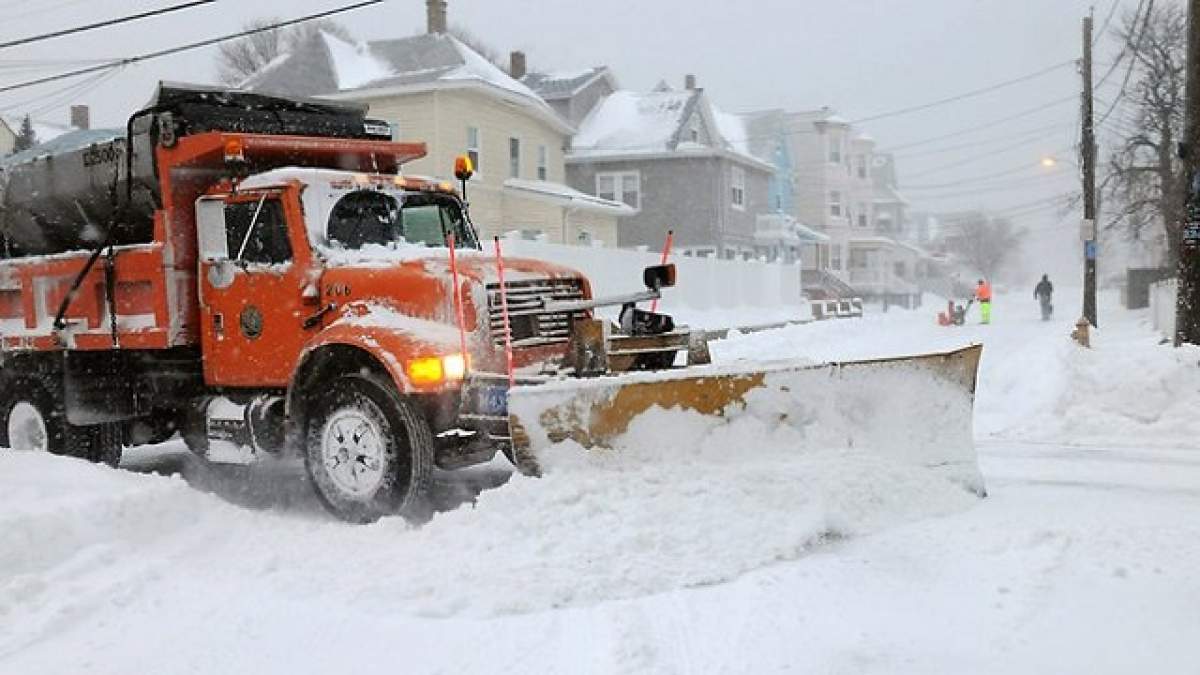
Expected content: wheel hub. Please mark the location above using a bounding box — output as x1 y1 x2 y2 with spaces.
321 408 386 497
8 401 48 453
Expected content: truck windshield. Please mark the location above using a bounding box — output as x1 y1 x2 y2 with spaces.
326 191 477 250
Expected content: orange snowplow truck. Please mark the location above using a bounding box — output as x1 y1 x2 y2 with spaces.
0 84 693 522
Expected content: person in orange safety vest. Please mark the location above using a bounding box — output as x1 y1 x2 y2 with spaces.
975 279 993 324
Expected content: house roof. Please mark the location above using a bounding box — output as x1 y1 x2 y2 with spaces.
569 88 771 169
503 177 635 216
755 213 829 244
0 128 122 166
242 32 570 133
0 115 75 146
872 183 909 206
522 67 614 100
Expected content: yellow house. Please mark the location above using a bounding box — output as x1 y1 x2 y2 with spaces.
0 118 15 157
242 28 631 246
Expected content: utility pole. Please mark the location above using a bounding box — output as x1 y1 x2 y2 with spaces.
1177 0 1200 345
1081 12 1099 328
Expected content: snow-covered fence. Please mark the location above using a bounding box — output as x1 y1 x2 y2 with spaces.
500 235 807 322
1150 278 1177 340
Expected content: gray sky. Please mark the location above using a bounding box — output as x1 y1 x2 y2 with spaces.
0 0 1144 282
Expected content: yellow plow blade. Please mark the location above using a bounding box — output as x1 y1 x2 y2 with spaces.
508 344 985 494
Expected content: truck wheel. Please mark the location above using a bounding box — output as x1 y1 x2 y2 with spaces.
77 423 123 467
304 373 433 523
5 395 55 454
3 381 120 466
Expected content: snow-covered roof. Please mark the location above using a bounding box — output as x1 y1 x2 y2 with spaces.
243 32 568 132
755 213 830 244
570 89 770 169
873 183 910 206
571 89 696 156
0 115 75 147
0 128 122 167
504 177 635 216
713 108 750 158
523 67 614 100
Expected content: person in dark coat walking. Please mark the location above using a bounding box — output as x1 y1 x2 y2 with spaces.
1034 274 1053 320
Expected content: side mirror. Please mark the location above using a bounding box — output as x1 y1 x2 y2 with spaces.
643 263 676 290
454 154 475 182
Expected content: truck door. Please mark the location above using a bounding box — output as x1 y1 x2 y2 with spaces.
196 191 313 387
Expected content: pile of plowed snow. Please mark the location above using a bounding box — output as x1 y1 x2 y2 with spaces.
0 397 978 632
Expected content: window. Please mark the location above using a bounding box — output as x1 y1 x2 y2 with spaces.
466 126 481 173
849 249 869 269
731 166 746 209
828 135 841 163
326 191 471 250
509 137 521 178
596 171 640 209
857 203 868 227
856 154 867 179
829 190 842 217
537 145 548 181
225 196 291 265
831 244 842 270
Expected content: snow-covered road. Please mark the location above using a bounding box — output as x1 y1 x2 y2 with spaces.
2 292 1198 674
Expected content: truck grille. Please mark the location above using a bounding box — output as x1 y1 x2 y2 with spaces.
487 277 585 348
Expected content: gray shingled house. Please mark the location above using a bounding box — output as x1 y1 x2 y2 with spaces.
560 78 774 256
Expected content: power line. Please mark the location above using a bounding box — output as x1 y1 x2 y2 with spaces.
902 134 1072 179
1098 0 1156 129
0 1 219 51
4 0 91 23
902 168 1073 200
849 59 1077 125
878 95 1078 153
892 122 1073 160
904 146 1075 190
0 0 386 95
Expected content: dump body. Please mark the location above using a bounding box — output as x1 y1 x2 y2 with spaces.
0 85 396 258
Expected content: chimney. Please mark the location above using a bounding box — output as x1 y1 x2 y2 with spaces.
70 105 90 130
685 74 696 90
426 0 447 34
510 51 527 80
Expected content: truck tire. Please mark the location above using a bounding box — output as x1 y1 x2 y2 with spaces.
77 423 124 467
304 373 433 523
3 379 122 466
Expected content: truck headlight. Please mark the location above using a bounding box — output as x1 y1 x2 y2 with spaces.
407 354 467 386
442 353 467 381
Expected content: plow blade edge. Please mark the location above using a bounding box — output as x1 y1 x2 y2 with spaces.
507 345 985 494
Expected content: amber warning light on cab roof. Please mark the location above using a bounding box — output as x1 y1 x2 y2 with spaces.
454 154 475 182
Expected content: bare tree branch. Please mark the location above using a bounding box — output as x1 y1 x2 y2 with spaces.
1102 0 1187 266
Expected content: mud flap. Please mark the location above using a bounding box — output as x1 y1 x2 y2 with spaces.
507 345 985 494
